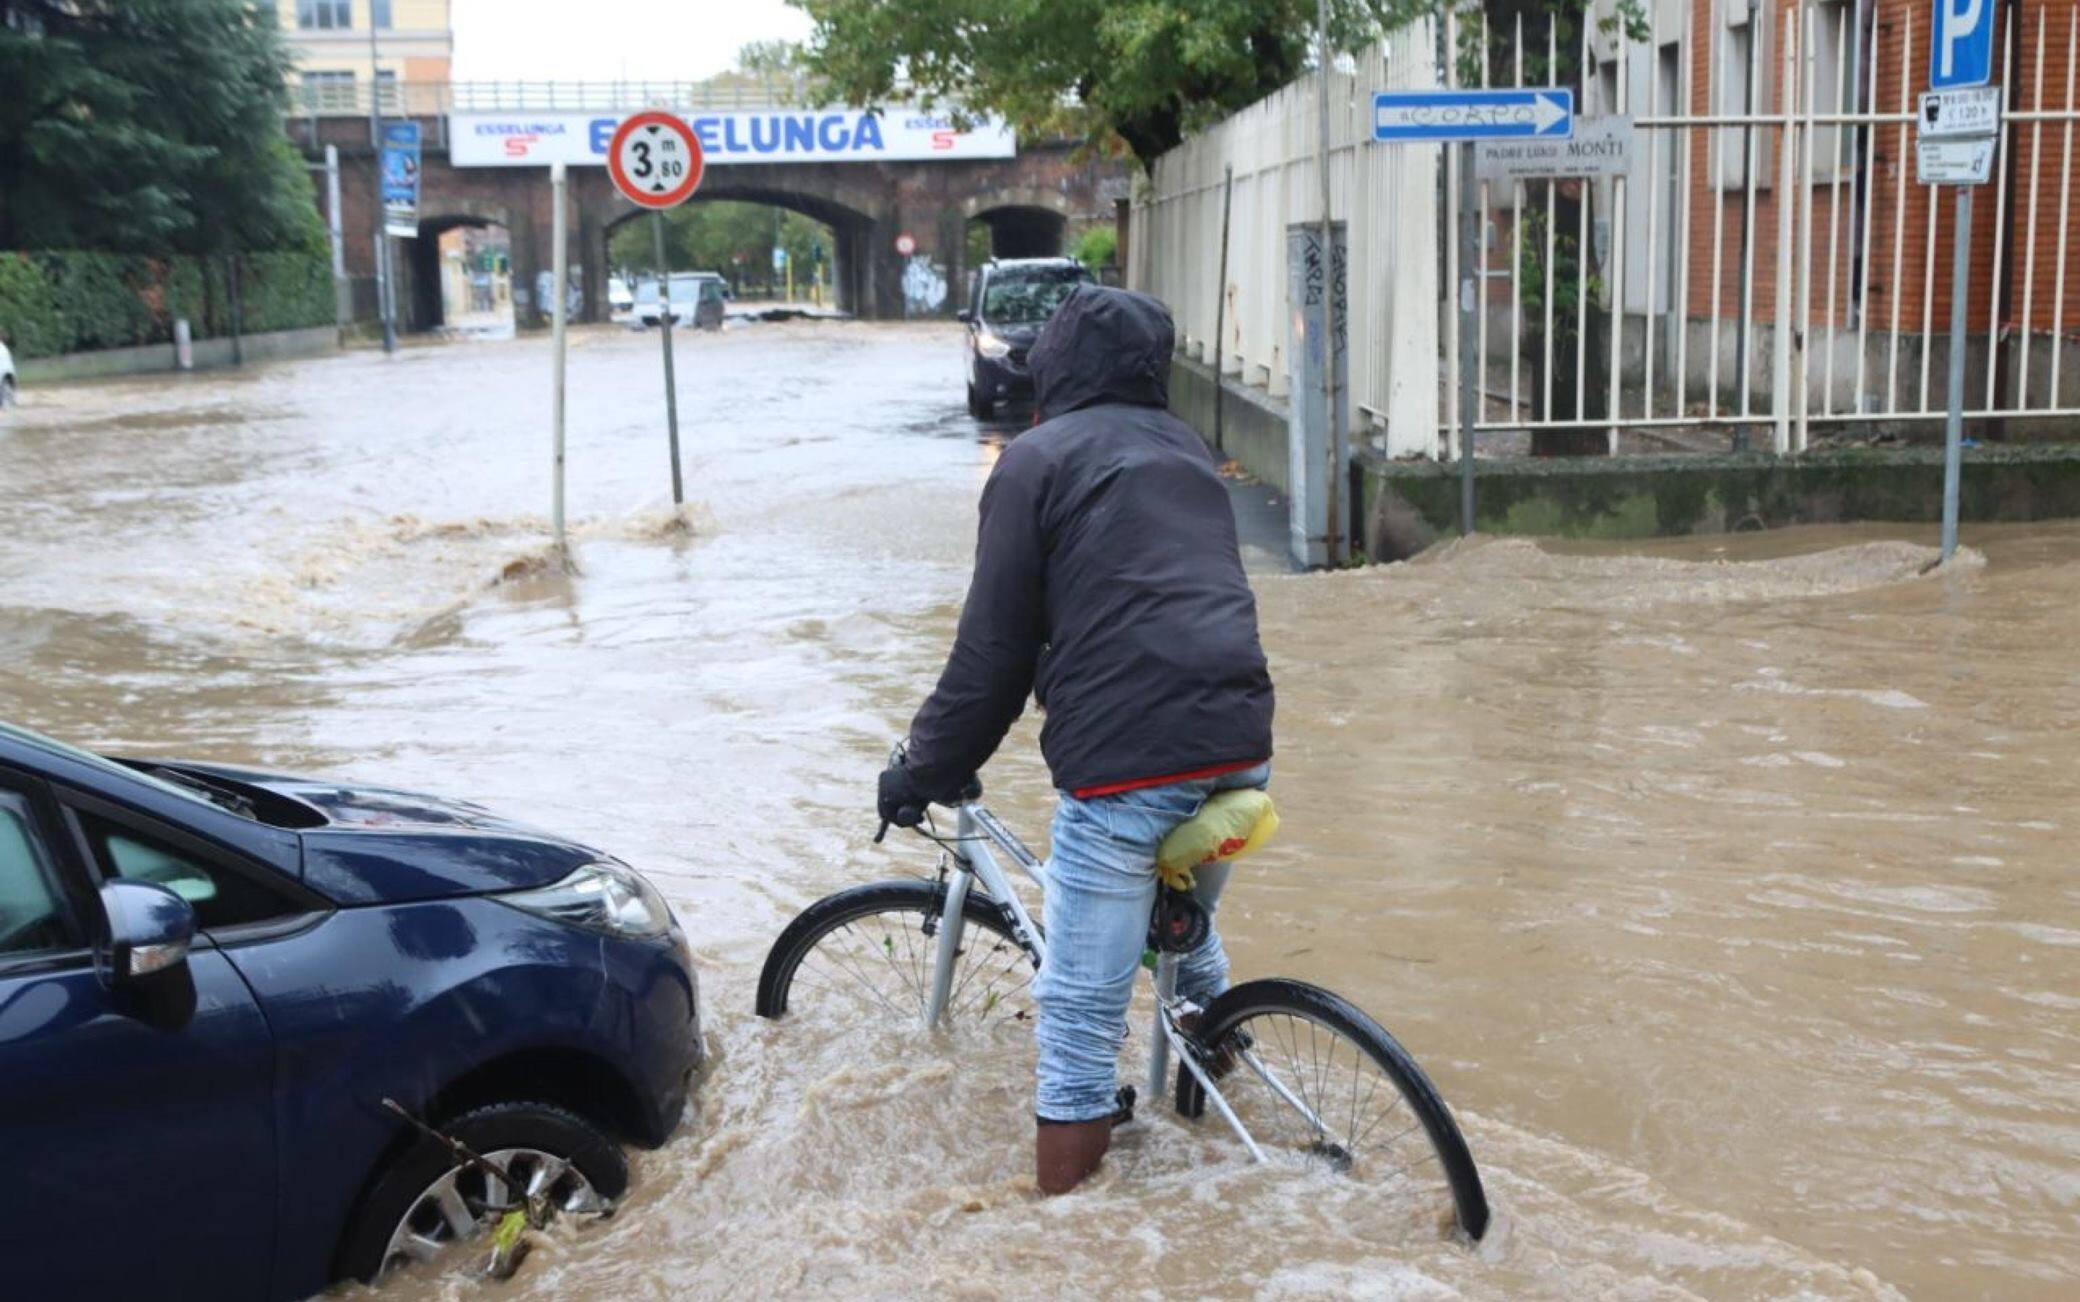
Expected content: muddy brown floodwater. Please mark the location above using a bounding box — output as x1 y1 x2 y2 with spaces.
3 323 2076 1300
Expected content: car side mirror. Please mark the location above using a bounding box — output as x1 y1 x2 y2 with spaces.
955 309 972 323
99 880 196 988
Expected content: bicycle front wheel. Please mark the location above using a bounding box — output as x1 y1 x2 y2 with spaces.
755 879 1038 1030
1176 978 1490 1242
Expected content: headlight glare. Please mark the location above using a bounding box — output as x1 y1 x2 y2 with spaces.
976 331 1012 359
505 861 673 939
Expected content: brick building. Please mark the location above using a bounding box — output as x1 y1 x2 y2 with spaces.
1522 0 2080 420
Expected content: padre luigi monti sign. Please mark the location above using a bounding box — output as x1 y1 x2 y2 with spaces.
1474 115 1634 183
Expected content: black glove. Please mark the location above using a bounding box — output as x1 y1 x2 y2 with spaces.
877 761 929 829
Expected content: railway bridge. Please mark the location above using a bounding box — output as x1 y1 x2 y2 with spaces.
288 88 1127 329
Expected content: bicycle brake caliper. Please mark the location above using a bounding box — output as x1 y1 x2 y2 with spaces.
921 859 949 938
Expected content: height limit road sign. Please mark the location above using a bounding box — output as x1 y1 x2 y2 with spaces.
1931 0 1993 88
1372 89 1573 142
607 110 705 209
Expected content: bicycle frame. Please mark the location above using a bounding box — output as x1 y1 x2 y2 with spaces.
922 802 1268 1163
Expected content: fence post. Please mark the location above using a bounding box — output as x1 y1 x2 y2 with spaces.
1460 142 1479 535
1772 10 1798 454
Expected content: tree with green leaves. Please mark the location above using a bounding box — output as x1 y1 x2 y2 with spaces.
0 0 321 254
782 0 1642 171
610 202 834 298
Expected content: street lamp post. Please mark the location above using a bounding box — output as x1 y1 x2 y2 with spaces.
370 7 397 353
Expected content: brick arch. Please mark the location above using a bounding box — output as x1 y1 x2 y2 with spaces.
596 181 886 315
407 208 519 331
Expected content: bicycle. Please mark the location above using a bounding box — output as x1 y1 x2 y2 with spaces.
755 776 1491 1242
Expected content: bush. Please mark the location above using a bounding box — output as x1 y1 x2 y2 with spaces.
0 254 65 358
52 254 159 353
0 248 333 359
1073 224 1119 269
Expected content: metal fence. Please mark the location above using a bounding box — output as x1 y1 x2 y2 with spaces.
1128 28 1442 457
1464 0 2080 456
287 77 809 118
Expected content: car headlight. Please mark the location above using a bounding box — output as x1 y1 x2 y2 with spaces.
976 331 1012 359
503 861 674 939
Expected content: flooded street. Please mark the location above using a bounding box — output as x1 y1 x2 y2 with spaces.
3 323 2076 1299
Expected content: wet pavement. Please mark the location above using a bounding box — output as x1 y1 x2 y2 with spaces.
2 323 2076 1299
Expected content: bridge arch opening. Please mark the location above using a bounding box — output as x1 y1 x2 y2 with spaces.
409 215 518 335
967 204 1069 261
605 188 871 316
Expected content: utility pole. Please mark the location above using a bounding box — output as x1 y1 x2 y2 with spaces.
324 144 348 328
370 9 397 353
1314 0 1342 564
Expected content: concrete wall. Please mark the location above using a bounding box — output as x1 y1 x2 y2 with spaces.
1168 353 1290 492
1361 444 2080 560
18 326 340 384
1131 28 1439 458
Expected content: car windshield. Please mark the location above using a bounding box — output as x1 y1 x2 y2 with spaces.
983 267 1090 324
0 720 222 812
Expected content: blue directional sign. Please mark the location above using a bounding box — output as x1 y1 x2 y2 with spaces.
1372 89 1574 142
1930 0 1993 89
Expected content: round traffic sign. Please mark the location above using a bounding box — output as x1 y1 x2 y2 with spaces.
607 111 704 210
894 233 917 256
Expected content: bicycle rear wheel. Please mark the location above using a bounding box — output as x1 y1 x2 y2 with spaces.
755 879 1038 1029
1175 978 1489 1241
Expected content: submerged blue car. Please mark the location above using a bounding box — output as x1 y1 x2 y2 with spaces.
0 721 701 1300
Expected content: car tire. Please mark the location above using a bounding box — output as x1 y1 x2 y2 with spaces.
969 381 995 421
336 1101 628 1283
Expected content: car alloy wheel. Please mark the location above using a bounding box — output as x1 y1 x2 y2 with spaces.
379 1146 606 1275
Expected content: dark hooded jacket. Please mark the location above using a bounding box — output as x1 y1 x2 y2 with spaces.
903 285 1275 798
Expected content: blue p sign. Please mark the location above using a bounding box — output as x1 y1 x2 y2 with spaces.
1931 0 1993 89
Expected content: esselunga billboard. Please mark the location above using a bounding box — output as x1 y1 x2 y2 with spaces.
450 109 1016 167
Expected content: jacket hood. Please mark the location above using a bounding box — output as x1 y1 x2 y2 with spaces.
1030 285 1174 420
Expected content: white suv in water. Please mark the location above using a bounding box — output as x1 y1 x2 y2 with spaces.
0 339 16 408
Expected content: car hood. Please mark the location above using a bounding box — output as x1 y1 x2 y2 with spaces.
168 762 604 905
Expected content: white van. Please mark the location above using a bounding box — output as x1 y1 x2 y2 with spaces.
633 273 727 330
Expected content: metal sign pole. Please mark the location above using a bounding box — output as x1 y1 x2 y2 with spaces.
1941 186 1971 562
1459 141 1479 536
550 162 569 556
652 210 685 506
606 110 703 510
1924 0 1996 564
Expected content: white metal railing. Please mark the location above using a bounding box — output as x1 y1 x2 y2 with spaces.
286 77 811 118
1129 28 1441 457
1464 0 2080 455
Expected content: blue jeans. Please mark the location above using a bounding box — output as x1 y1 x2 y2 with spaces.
1031 762 1271 1123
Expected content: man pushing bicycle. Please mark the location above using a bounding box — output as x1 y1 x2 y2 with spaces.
878 283 1275 1194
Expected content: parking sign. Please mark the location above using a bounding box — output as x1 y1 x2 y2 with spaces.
1931 0 1993 89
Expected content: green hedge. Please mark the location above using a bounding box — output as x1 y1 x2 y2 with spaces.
0 248 334 360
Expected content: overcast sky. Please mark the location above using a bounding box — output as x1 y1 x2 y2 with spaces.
450 0 812 83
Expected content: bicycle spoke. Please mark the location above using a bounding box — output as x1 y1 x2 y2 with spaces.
813 921 914 1017
785 904 1035 1030
1207 1007 1458 1213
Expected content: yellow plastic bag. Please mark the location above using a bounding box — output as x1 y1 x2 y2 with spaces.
1155 789 1279 891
